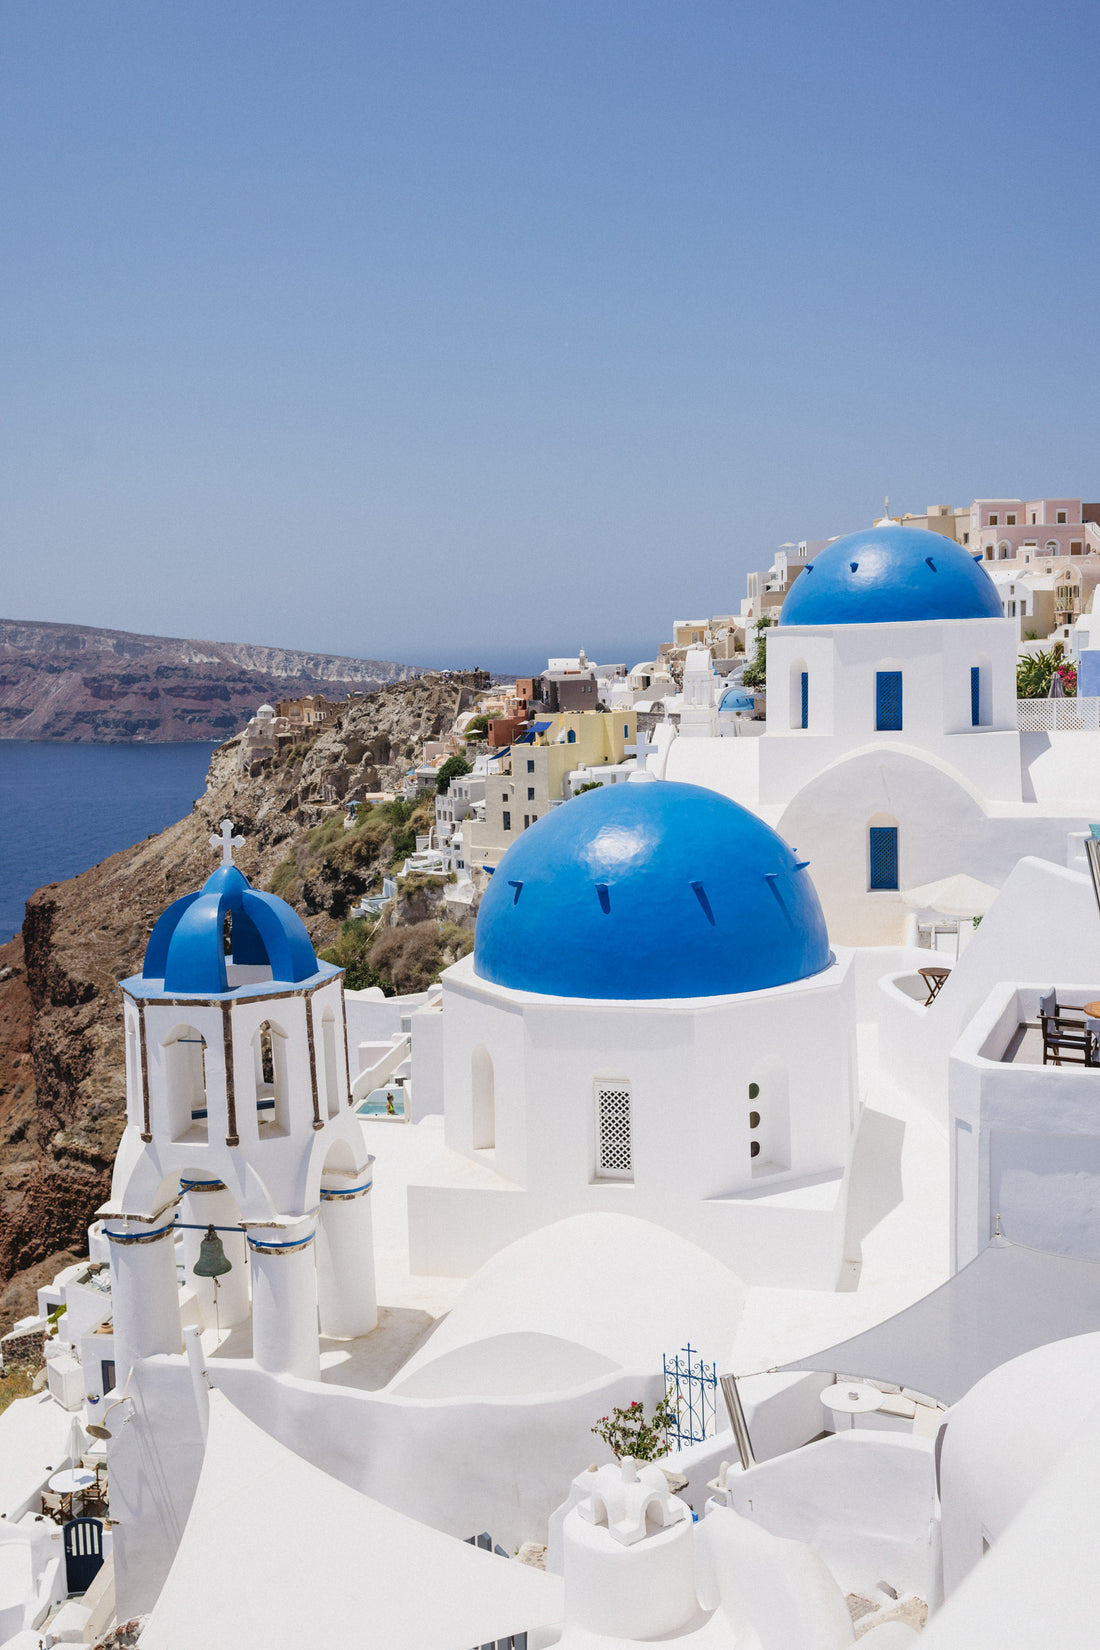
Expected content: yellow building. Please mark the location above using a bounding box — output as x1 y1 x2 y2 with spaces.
464 709 638 869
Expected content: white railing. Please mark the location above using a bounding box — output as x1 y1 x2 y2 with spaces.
1017 697 1100 731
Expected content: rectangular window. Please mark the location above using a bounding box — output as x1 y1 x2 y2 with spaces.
989 514 998 526
971 665 981 726
1007 514 1016 525
800 671 809 729
595 1082 633 1179
1058 511 1067 523
527 787 535 800
1072 542 1083 555
869 826 899 890
523 814 529 828
623 723 629 736
503 811 511 831
531 813 537 822
527 759 534 773
1032 513 1037 524
875 671 903 731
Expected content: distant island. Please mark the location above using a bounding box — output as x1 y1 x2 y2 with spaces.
0 617 427 742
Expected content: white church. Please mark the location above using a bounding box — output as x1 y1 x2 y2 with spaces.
3 524 1100 1649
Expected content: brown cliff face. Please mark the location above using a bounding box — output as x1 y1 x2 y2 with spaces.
0 674 478 1330
0 617 426 742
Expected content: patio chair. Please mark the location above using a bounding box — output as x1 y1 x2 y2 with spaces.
1039 990 1098 1066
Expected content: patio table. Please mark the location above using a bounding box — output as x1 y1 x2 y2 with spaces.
821 1381 884 1430
919 965 952 1005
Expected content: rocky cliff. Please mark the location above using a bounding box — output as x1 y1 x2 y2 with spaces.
0 673 479 1331
0 617 427 742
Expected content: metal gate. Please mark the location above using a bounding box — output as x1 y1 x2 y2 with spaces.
64 1518 104 1595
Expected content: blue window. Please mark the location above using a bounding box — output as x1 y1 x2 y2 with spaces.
800 671 809 729
876 671 902 731
869 826 898 890
567 729 576 743
971 666 981 726
624 723 629 737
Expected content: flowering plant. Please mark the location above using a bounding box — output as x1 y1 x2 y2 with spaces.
591 1395 679 1462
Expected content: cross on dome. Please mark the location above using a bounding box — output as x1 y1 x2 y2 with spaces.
209 818 245 867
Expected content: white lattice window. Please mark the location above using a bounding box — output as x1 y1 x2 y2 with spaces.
595 1083 633 1180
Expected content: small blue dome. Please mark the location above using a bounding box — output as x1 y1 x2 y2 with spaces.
473 779 830 1000
142 863 320 995
779 524 1003 627
719 687 755 712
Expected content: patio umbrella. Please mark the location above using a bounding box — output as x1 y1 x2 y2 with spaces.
65 1415 88 1466
1049 670 1066 698
900 873 999 918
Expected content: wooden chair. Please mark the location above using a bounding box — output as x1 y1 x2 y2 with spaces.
1039 990 1098 1066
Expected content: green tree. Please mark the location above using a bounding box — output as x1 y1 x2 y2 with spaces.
436 753 472 794
741 615 771 690
463 714 491 740
574 780 604 795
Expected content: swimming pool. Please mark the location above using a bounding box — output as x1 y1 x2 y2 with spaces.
356 1086 406 1119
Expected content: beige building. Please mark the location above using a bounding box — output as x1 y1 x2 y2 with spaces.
897 504 971 544
464 708 638 869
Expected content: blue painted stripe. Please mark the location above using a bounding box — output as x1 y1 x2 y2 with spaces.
320 1181 373 1199
246 1230 316 1251
103 1220 177 1243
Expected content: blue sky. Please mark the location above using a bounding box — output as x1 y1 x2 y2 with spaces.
2 1 1098 673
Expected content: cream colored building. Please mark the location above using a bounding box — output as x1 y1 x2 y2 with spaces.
464 709 638 869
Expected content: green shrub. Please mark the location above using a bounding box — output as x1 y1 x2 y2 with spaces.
268 858 298 897
436 753 472 793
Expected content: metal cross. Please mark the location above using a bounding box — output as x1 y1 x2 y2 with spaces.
209 819 245 866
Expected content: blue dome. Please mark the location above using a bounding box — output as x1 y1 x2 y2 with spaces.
719 687 755 712
473 779 830 1001
779 524 1003 627
142 862 320 995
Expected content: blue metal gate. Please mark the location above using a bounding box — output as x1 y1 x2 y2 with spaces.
663 1345 718 1448
64 1518 104 1595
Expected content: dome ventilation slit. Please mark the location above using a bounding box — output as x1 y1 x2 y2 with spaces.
795 859 811 871
690 881 716 925
850 562 859 572
926 556 937 571
596 884 611 914
763 872 794 925
508 880 524 905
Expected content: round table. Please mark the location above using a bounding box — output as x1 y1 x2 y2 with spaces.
48 1469 95 1496
1083 1002 1100 1019
821 1382 883 1430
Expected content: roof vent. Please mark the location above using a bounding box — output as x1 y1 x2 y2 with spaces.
926 557 937 571
850 562 859 572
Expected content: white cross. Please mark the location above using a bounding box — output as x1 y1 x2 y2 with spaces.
209 819 245 866
626 730 659 766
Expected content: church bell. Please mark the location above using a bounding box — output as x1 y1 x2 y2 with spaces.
193 1224 233 1278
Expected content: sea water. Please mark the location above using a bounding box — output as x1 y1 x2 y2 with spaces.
0 741 218 943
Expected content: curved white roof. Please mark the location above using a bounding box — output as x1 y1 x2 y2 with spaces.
390 1213 747 1400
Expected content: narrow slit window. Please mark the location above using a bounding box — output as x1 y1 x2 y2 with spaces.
875 671 902 731
869 826 899 890
595 1083 633 1180
971 666 981 727
800 671 809 729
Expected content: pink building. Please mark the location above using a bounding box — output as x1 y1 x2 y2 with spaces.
972 498 1100 563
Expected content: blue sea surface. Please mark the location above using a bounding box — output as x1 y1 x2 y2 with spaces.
0 742 218 944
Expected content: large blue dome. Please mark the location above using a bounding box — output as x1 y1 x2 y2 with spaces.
779 524 1003 626
141 861 321 995
473 779 831 1000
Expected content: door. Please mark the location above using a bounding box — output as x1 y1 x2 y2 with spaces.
64 1519 104 1595
100 1359 116 1396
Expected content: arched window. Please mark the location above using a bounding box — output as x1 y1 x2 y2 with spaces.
163 1025 208 1142
998 542 1011 559
471 1045 495 1150
875 669 902 731
322 1007 340 1118
869 814 899 890
789 658 809 729
253 1020 290 1135
567 729 576 744
970 657 991 728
